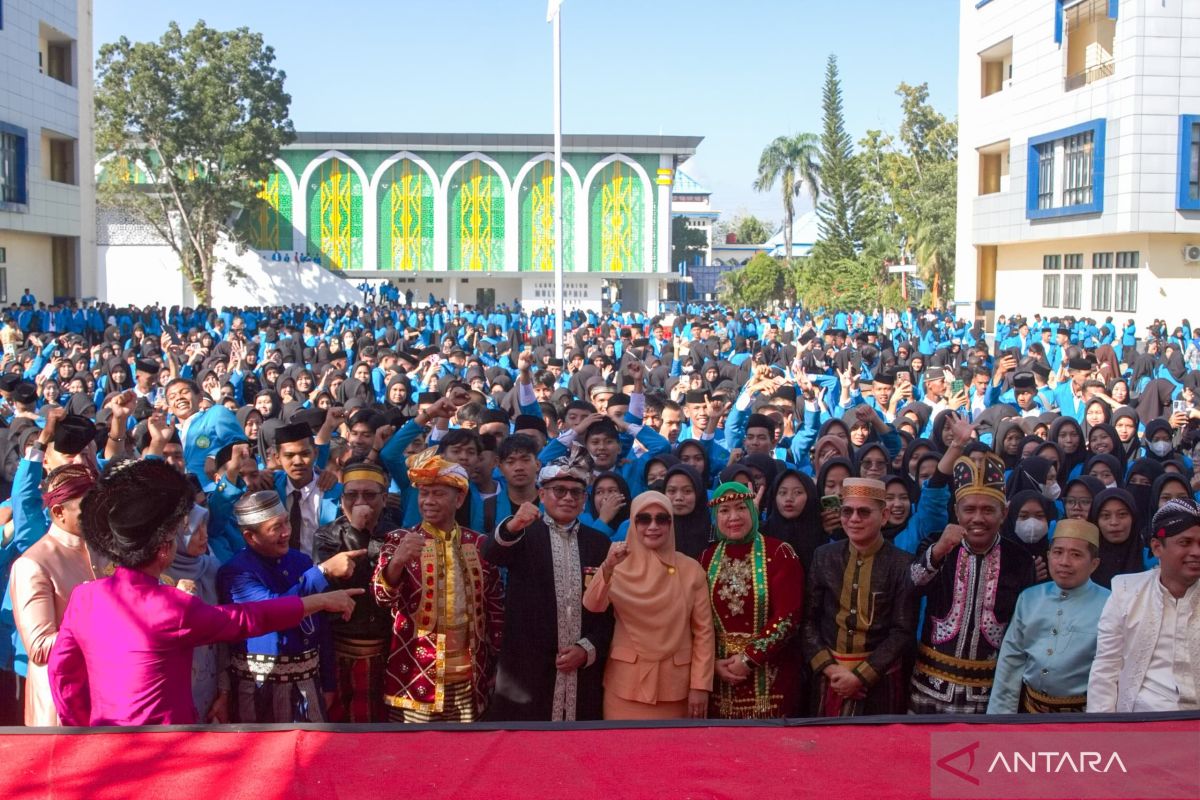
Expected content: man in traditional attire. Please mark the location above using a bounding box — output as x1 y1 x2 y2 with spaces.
909 452 1037 714
372 447 504 723
482 444 613 721
802 477 916 716
217 491 362 722
987 519 1110 713
314 461 397 722
1088 499 1200 713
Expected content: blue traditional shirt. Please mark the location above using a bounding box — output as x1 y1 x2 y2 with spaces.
986 579 1110 713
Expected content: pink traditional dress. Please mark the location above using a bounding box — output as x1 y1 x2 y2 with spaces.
49 566 303 726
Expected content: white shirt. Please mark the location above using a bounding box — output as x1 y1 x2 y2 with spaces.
286 473 322 558
1134 579 1199 712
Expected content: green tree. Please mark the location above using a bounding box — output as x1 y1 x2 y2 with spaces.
715 213 774 245
671 216 708 268
753 133 819 263
95 21 295 303
813 55 871 262
718 253 789 307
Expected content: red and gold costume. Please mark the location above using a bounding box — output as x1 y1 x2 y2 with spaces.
371 448 504 721
701 481 804 719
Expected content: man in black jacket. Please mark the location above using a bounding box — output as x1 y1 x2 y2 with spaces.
482 444 613 721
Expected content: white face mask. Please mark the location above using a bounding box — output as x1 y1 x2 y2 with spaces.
1105 481 1118 490
1042 481 1062 501
1149 440 1173 457
1014 517 1049 544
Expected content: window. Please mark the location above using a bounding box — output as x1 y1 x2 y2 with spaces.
0 267 7 304
1115 274 1137 312
1064 0 1115 92
1043 274 1061 307
1092 252 1112 269
1026 119 1105 219
1062 133 1094 206
1043 254 1061 270
1064 253 1083 270
1115 250 1139 269
980 37 1012 98
1037 145 1055 209
1063 274 1082 309
978 141 1010 195
46 41 71 85
0 123 27 205
1178 115 1200 211
47 136 75 184
1092 273 1111 311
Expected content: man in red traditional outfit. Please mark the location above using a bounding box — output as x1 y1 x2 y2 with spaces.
372 448 503 722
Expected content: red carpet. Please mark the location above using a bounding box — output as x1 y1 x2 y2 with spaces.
0 716 1196 800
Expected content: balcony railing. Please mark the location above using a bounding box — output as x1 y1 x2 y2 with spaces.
1064 60 1114 92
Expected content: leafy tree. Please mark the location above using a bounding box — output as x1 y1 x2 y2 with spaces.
813 55 871 262
715 213 774 245
718 253 789 307
671 216 708 268
95 21 295 304
753 133 819 263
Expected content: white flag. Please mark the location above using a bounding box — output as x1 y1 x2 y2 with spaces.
547 0 563 22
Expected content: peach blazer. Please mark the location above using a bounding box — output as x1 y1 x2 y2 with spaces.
583 557 715 705
10 525 99 726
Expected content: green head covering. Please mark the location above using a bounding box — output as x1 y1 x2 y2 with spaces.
708 481 759 543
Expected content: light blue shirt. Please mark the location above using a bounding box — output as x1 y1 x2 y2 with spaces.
986 579 1110 713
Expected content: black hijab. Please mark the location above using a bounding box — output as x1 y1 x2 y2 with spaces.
761 468 823 569
1087 488 1146 589
663 463 713 560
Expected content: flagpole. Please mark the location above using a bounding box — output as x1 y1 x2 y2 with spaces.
552 6 565 359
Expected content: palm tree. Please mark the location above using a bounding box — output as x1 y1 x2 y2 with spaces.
754 133 820 264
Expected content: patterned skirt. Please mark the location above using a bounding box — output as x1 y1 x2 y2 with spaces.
388 679 478 724
812 653 906 717
331 637 388 723
231 649 326 724
1020 683 1086 713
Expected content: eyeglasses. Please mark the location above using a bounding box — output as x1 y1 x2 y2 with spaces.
1063 497 1090 508
839 506 875 519
343 490 384 502
546 485 586 500
635 512 671 526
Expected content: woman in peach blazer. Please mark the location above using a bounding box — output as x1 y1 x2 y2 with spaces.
582 491 714 719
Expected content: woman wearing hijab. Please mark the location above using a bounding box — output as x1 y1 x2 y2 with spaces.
1083 453 1123 490
881 473 922 554
1062 475 1105 523
761 468 824 570
674 440 712 491
1000 489 1056 582
701 482 804 719
663 464 713 560
1141 418 1177 462
992 419 1025 472
581 471 632 543
1087 488 1147 589
1049 416 1086 482
583 492 714 720
1005 455 1060 502
816 456 855 541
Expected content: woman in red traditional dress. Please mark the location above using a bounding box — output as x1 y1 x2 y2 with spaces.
701 481 805 719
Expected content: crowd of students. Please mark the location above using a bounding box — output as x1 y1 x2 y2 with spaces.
0 296 1196 726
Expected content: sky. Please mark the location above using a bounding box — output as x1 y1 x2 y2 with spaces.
94 0 960 229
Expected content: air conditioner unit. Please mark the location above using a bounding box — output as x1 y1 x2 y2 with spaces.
1185 245 1200 263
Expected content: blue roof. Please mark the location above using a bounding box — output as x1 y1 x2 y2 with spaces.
672 170 711 195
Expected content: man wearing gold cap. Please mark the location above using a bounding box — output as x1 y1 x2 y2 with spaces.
909 453 1038 714
987 519 1109 713
372 447 503 723
802 478 917 716
314 461 400 722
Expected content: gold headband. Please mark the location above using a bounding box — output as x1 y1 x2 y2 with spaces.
342 465 388 487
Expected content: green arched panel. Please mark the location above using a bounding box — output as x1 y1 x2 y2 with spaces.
377 160 434 271
448 159 504 271
519 160 574 272
306 158 363 269
588 160 644 272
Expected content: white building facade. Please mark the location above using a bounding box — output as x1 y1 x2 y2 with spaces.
955 0 1200 330
0 0 94 304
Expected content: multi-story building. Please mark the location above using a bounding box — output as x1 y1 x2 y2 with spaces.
98 132 700 312
670 169 718 265
955 0 1200 330
0 0 94 305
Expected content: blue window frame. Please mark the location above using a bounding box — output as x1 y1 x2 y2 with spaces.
1178 114 1200 212
0 121 28 207
1055 0 1119 43
1026 119 1105 220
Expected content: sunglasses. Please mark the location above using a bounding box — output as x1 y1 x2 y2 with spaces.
635 512 671 526
546 485 586 500
839 506 875 519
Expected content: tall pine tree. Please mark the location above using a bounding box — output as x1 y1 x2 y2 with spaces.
814 55 870 261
